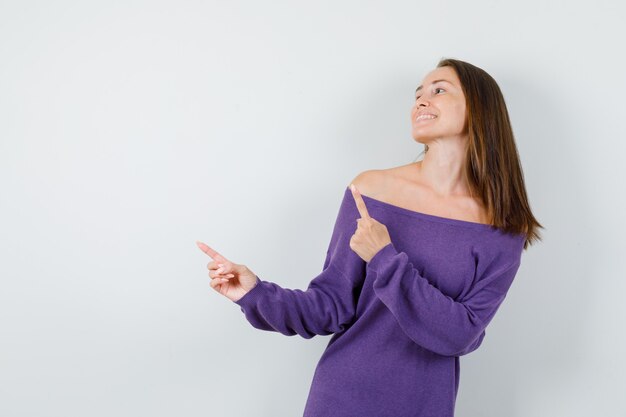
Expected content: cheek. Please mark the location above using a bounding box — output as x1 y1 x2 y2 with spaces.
452 103 466 126
452 101 465 115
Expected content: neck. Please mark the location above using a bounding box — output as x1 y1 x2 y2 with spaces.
416 143 469 198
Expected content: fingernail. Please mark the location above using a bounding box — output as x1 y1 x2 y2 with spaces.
350 183 355 192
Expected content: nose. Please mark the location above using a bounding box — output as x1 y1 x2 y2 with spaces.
414 100 429 111
414 94 429 106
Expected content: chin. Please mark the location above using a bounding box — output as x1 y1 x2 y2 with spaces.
411 136 429 146
411 130 433 142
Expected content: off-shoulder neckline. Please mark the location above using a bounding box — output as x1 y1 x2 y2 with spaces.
344 186 498 231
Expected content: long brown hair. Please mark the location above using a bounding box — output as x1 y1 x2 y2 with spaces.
418 58 543 250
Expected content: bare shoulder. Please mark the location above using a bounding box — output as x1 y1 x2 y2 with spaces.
348 166 402 199
349 170 382 197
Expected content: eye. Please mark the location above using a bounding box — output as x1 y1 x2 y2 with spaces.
415 87 445 100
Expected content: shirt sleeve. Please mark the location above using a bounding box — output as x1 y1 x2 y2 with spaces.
367 240 523 357
233 189 366 339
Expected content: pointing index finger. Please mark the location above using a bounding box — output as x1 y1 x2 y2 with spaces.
350 184 370 219
196 241 224 261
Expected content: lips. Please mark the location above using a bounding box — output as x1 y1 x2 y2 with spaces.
415 113 437 121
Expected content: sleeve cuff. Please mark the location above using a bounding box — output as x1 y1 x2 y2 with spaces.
367 242 398 272
233 275 263 307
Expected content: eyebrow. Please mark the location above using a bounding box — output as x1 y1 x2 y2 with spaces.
415 79 453 94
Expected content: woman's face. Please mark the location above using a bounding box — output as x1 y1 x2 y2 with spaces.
410 66 467 145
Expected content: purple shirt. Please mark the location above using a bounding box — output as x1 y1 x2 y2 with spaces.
234 186 525 417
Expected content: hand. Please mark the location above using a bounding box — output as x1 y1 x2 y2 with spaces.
196 241 259 302
349 183 392 263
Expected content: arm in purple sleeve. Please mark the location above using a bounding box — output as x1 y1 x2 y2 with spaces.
367 241 522 357
233 191 365 339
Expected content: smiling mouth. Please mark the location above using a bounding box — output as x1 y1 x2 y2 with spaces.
415 115 437 122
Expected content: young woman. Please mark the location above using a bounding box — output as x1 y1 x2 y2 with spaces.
197 58 543 417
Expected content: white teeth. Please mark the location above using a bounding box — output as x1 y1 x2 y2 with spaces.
416 114 437 121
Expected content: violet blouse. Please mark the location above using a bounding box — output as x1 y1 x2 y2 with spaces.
234 186 525 417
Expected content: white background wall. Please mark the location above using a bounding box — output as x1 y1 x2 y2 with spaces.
1 1 624 416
